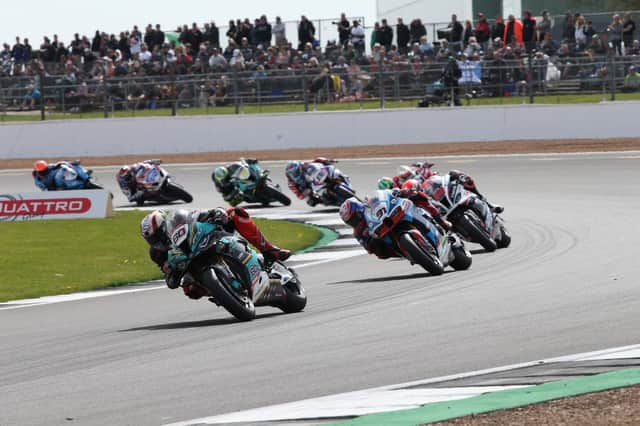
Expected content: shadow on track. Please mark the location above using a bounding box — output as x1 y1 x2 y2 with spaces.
329 270 454 285
119 312 283 332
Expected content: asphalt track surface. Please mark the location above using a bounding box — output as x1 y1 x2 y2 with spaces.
1 152 640 425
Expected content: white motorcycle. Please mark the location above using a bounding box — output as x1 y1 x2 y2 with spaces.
423 174 510 252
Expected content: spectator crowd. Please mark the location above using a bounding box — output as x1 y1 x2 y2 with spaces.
2 9 640 112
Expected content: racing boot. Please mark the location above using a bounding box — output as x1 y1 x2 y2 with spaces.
474 191 503 214
228 207 291 262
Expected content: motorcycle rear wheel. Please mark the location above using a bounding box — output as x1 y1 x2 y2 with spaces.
450 246 472 270
279 277 307 313
398 233 444 276
200 268 255 321
496 225 511 248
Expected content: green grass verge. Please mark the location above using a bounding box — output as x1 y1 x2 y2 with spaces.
0 210 321 302
3 92 640 123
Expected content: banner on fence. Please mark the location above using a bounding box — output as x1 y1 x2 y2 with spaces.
0 190 113 221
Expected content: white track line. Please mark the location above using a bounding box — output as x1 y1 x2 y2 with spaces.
165 343 640 426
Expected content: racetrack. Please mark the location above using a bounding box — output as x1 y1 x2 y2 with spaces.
1 152 640 425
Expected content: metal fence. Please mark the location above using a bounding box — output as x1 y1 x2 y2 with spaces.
2 53 640 120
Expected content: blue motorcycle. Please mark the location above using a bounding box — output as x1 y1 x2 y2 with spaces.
363 190 472 275
166 210 306 321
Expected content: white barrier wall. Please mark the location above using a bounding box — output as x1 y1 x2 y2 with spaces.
0 102 637 160
0 190 112 221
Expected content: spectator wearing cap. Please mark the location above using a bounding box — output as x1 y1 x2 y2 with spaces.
475 13 490 52
521 10 536 52
623 65 640 91
538 10 553 42
504 14 523 46
396 18 410 54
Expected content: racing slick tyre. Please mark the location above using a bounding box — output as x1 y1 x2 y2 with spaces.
333 184 357 204
266 185 292 206
164 181 193 204
460 212 497 252
496 225 511 249
398 233 445 276
278 274 307 313
84 181 104 190
200 267 256 321
450 246 472 270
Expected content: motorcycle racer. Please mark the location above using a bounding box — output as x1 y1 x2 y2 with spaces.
32 160 91 191
117 159 161 203
339 187 451 259
140 207 291 298
377 161 437 190
284 157 339 206
212 159 259 205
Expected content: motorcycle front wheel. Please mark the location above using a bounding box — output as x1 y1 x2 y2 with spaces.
459 212 497 252
397 233 444 276
200 267 255 321
265 185 292 206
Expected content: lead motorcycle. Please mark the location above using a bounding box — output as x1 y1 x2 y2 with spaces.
362 190 472 275
423 174 510 252
223 159 291 207
166 210 306 321
122 160 193 206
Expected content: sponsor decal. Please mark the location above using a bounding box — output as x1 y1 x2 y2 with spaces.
0 195 91 221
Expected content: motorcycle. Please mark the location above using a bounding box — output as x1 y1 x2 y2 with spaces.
166 210 306 321
36 161 105 190
308 164 357 207
423 174 510 252
363 189 472 275
224 159 291 207
128 161 193 206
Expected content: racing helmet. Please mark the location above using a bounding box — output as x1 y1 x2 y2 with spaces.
34 160 49 176
401 179 420 192
339 197 365 228
377 176 394 190
117 166 131 182
212 166 229 184
285 160 303 183
140 210 168 246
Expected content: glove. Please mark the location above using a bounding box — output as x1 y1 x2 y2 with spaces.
207 208 229 225
307 196 319 207
165 272 181 289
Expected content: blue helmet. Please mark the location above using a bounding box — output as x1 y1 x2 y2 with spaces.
340 197 365 227
285 160 303 183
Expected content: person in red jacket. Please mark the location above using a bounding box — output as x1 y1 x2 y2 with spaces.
475 12 491 51
504 14 523 46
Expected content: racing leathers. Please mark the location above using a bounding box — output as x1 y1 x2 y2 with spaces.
214 159 259 205
148 207 290 299
286 157 337 206
448 170 503 213
350 189 452 259
33 161 89 191
117 160 160 203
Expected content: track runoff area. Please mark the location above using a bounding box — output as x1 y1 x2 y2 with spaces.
1 150 640 425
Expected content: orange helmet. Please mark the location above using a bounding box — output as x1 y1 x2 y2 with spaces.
34 160 48 173
401 179 420 192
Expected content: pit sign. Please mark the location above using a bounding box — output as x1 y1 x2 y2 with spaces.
0 190 113 221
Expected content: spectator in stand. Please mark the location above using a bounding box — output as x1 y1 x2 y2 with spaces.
539 32 559 56
154 24 165 48
491 16 505 42
584 20 597 46
504 14 523 46
298 15 316 50
226 20 237 41
378 19 393 49
254 15 272 47
371 22 381 48
462 20 474 47
41 36 55 62
208 47 227 71
475 12 490 52
538 10 553 42
587 34 607 54
623 13 636 54
11 37 25 63
396 18 410 54
350 20 365 55
447 15 463 51
623 65 640 91
204 22 219 48
608 14 623 55
442 56 461 105
139 43 152 62
410 18 427 45
418 35 434 57
563 11 576 43
273 16 286 46
521 10 536 52
337 13 351 47
463 36 481 57
143 25 154 49
575 16 588 51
